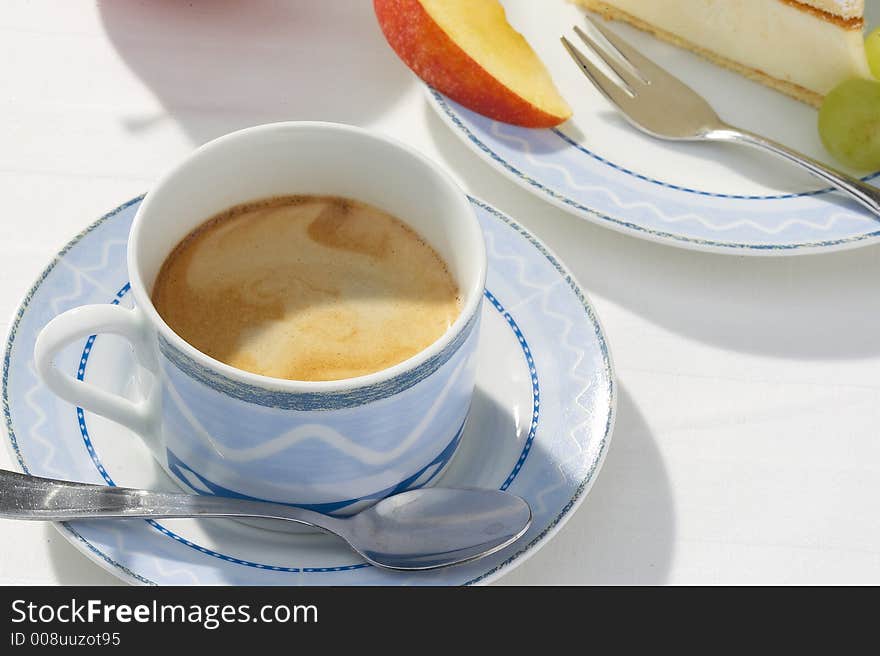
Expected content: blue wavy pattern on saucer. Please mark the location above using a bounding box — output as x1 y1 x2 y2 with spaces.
2 195 615 585
428 90 880 255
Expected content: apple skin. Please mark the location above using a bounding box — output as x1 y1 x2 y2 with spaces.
374 0 570 128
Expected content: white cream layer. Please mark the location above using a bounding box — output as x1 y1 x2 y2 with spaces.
585 0 871 95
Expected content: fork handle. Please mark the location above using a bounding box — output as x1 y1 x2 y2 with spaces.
708 126 880 217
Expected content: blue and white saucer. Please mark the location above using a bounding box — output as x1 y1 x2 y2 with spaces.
2 195 615 585
429 0 880 255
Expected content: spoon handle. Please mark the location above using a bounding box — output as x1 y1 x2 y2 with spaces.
0 469 338 531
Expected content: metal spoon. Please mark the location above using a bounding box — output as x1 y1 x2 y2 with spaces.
0 469 531 571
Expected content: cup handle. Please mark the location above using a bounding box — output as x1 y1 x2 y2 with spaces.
34 304 154 436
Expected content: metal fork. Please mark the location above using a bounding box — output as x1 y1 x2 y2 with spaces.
561 19 880 217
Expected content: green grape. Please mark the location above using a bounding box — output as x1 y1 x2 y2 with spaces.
818 78 880 170
866 27 880 79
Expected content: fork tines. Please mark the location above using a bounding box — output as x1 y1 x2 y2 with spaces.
560 17 651 104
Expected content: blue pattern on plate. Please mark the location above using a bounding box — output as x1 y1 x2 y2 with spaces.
429 90 880 254
2 195 614 585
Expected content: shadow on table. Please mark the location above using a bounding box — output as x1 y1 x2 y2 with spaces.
425 100 880 361
46 523 126 586
498 386 675 585
97 0 413 145
563 234 880 361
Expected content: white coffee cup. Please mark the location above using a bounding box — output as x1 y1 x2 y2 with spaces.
34 122 486 515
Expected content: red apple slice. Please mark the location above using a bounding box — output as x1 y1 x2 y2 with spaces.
374 0 572 128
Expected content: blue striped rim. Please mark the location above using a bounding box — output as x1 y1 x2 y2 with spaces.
486 289 540 492
157 309 479 411
462 197 615 586
0 195 156 584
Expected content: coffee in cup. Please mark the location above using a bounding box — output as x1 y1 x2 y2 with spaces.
34 121 486 512
151 195 461 381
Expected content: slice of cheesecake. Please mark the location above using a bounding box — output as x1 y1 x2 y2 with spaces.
574 0 872 106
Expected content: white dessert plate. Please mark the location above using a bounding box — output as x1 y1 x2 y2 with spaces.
2 195 615 585
428 0 880 254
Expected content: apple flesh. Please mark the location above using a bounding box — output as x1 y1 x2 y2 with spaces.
374 0 572 128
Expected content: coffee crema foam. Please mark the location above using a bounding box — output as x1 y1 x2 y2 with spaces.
152 196 461 381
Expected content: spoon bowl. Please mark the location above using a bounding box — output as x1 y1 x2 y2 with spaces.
346 488 532 570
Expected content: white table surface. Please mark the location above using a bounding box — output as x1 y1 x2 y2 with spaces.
3 0 880 586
